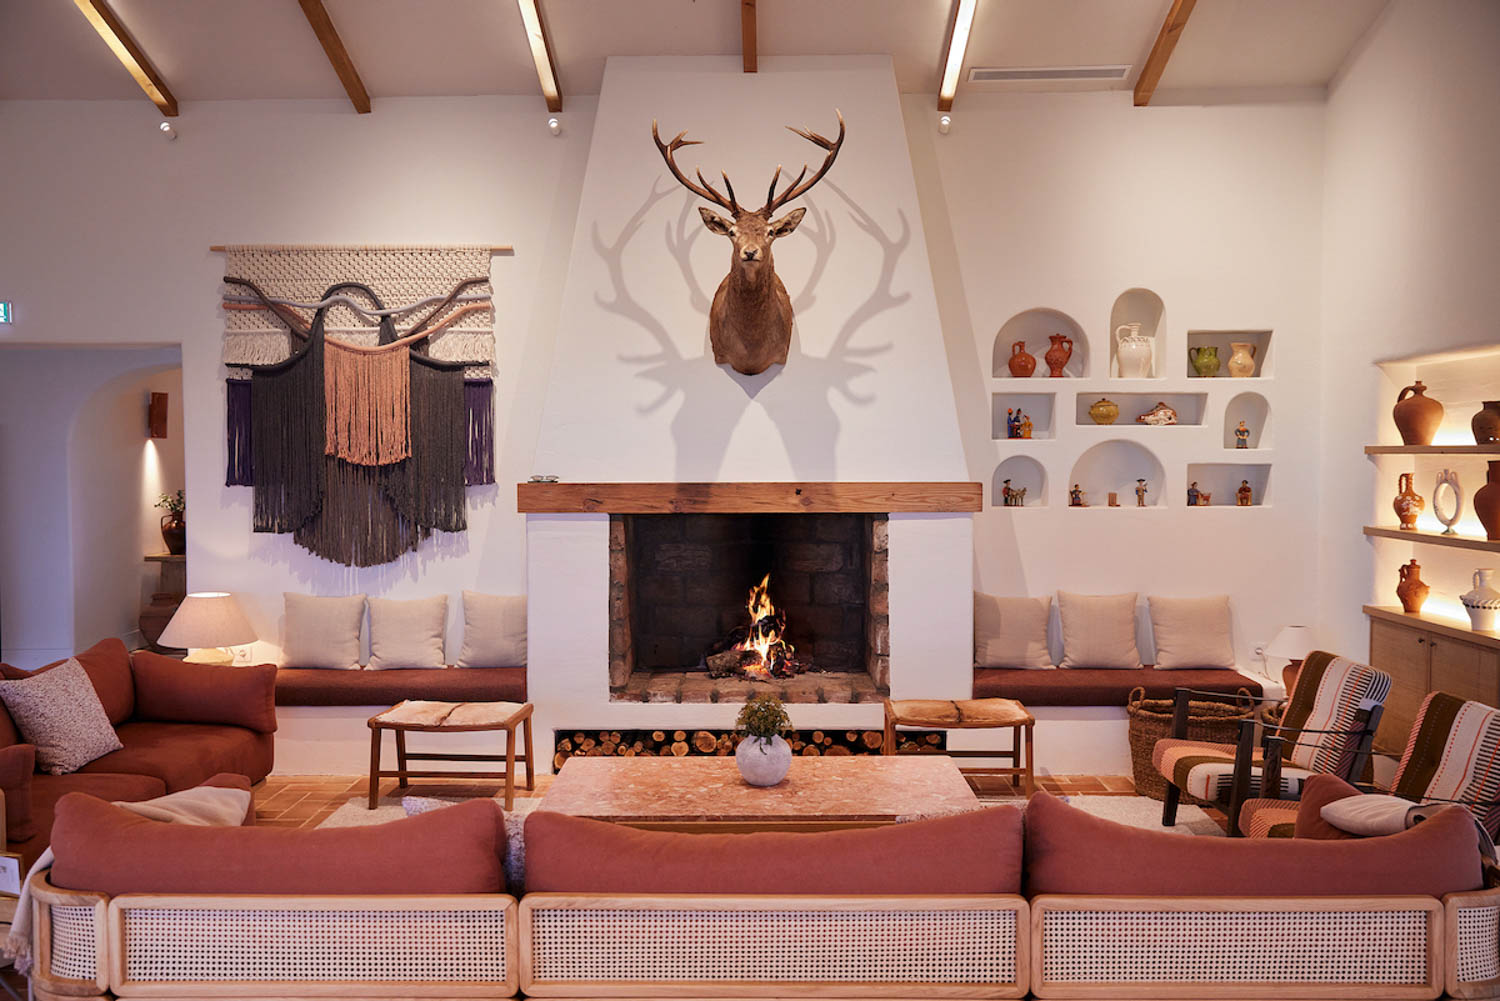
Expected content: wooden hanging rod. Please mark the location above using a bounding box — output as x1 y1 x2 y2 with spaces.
209 245 513 254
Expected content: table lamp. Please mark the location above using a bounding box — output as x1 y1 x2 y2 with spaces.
157 592 258 665
1266 624 1315 697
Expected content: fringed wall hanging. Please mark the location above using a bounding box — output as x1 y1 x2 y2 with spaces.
219 245 498 567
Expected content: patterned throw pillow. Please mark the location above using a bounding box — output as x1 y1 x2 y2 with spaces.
0 658 122 774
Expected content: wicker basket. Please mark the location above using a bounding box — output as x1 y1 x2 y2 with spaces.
1127 686 1255 802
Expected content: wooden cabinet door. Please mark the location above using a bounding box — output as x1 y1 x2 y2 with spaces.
1369 619 1431 755
1430 635 1500 708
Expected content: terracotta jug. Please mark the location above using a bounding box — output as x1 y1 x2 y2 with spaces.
1472 401 1500 444
1393 472 1424 530
1396 559 1430 614
1007 340 1036 378
1044 334 1073 377
1392 380 1443 446
1189 345 1220 378
1476 461 1500 541
1227 342 1257 378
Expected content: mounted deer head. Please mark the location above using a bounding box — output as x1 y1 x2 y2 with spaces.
651 110 845 375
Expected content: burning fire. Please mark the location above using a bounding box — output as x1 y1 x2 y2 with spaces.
734 573 793 679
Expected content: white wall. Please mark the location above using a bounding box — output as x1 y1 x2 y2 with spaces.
1317 0 1500 657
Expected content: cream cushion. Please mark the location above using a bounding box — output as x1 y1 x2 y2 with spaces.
0 659 123 774
1148 595 1236 670
457 592 527 668
1321 794 1413 837
367 595 448 670
974 593 1054 669
1058 591 1141 669
282 593 365 669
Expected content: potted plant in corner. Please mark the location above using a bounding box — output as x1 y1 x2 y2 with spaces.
156 489 186 556
735 694 793 787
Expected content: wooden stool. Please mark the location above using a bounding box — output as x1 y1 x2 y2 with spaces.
368 700 535 810
883 697 1035 796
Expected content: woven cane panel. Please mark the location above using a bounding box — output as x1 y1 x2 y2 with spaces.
528 908 1016 984
120 908 507 983
1456 906 1500 982
1040 909 1429 984
47 905 98 982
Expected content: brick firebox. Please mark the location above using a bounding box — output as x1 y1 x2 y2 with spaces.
608 513 890 703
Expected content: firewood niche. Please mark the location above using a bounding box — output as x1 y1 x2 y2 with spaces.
553 727 946 768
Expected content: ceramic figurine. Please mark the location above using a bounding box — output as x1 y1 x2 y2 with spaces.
1234 420 1251 449
1434 468 1463 536
1044 333 1074 377
1007 340 1036 378
1393 472 1425 530
1473 401 1500 444
1236 479 1253 506
1135 478 1148 507
1187 481 1201 507
1189 345 1221 378
1476 461 1500 541
1227 341 1257 378
1462 569 1500 631
1200 490 1213 505
1108 492 1119 507
1137 401 1179 426
1392 380 1443 446
1089 398 1120 425
1115 322 1152 378
1020 414 1033 439
1001 478 1014 506
1396 559 1430 614
1069 484 1086 507
1006 408 1022 439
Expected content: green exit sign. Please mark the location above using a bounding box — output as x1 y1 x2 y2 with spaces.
0 302 11 324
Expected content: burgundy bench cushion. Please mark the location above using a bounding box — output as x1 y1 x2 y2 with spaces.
50 795 507 896
132 652 277 733
76 723 273 792
974 666 1262 706
275 666 527 706
2 638 136 725
525 805 1024 895
1024 790 1482 897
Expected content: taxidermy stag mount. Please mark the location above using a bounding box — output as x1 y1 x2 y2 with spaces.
651 110 845 376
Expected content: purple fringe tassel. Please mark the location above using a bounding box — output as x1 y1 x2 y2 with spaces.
226 379 254 486
464 379 495 486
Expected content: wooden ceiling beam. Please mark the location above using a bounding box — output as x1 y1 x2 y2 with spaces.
297 0 371 114
72 0 178 117
516 0 562 113
1133 0 1197 107
742 0 757 73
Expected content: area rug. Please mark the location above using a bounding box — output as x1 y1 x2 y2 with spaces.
1063 795 1225 837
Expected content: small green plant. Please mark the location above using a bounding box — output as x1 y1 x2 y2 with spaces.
155 490 185 516
736 694 792 742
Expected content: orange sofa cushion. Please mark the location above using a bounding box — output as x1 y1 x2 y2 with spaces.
19 771 168 869
525 805 1023 895
1024 789 1481 897
1292 774 1364 840
2 639 136 726
49 795 506 896
76 723 273 792
131 652 277 734
0 744 35 842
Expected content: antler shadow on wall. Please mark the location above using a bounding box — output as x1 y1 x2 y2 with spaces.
593 181 909 481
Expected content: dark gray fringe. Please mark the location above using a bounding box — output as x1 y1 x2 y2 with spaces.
225 379 254 487
250 328 324 532
385 360 468 532
294 457 428 567
464 378 495 486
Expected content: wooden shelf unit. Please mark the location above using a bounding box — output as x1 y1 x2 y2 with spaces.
1365 444 1500 455
1364 605 1500 652
1362 526 1500 553
1365 605 1500 753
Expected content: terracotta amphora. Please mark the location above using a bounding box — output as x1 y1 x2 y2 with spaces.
1007 340 1036 378
1044 334 1073 377
1472 401 1500 444
1393 472 1425 530
1476 461 1500 541
1392 380 1443 446
1396 559 1430 614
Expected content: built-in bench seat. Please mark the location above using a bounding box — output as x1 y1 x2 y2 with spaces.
275 667 527 706
973 666 1264 706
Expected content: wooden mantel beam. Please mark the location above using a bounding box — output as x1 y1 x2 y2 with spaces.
1133 0 1197 107
297 0 371 114
517 0 562 113
742 0 757 73
73 0 178 117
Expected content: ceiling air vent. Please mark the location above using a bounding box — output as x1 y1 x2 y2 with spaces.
969 65 1131 83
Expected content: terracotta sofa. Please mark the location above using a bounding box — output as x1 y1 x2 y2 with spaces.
0 639 276 867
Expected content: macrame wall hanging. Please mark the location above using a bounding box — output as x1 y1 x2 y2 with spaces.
220 245 497 567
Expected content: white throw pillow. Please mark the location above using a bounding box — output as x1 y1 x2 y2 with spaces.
282 593 365 669
368 595 449 670
1321 794 1414 837
1058 591 1141 669
1148 595 1236 670
457 592 527 668
0 659 123 774
974 593 1054 669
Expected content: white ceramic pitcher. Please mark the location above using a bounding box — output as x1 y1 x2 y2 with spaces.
1115 322 1152 378
1463 568 1500 632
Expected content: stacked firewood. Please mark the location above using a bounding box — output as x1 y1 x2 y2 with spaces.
552 728 944 770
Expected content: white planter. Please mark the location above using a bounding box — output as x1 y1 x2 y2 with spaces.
735 735 792 786
1463 568 1500 632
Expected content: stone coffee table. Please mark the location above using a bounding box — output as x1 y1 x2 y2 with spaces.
539 755 981 833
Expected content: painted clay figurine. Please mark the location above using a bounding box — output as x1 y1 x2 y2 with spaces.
1006 408 1022 439
1187 481 1200 507
1135 478 1148 507
1236 479 1253 506
1001 479 1014 506
1069 484 1086 507
1234 421 1250 449
1020 414 1033 439
1136 401 1179 426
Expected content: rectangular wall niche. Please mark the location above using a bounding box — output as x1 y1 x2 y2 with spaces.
609 513 889 704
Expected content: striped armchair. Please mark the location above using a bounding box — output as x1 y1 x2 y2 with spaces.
1153 651 1391 836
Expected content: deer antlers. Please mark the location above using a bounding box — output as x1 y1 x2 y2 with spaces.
651 109 845 217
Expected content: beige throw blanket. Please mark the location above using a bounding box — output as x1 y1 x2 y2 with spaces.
4 784 251 972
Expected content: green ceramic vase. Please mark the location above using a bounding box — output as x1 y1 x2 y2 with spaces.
1189 345 1221 378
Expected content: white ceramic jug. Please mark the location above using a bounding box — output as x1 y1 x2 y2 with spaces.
1115 322 1152 378
1462 568 1500 632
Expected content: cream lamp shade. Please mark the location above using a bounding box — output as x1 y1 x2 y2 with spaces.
158 592 257 663
1267 625 1314 662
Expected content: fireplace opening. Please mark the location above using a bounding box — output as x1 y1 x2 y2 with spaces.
609 513 889 704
